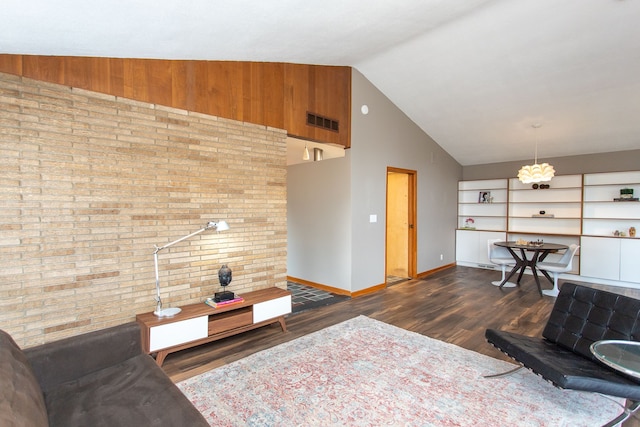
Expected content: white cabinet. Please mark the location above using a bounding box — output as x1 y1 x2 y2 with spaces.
581 236 640 283
621 239 640 283
148 315 208 352
580 237 620 281
456 229 507 267
253 294 292 324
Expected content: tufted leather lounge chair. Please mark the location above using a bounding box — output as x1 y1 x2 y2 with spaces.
486 282 640 426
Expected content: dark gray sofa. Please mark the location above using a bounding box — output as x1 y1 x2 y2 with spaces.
0 322 208 427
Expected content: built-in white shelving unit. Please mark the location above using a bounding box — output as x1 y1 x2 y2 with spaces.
580 171 640 284
582 171 640 237
456 172 640 286
456 179 508 268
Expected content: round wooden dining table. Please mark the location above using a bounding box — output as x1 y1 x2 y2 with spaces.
494 241 569 296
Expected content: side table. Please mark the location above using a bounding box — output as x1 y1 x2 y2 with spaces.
591 340 640 379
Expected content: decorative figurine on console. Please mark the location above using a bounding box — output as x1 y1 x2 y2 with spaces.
214 264 235 302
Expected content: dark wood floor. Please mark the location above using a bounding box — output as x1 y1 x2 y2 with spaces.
163 265 640 425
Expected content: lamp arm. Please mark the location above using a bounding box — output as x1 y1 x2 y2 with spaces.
154 226 209 253
152 221 225 316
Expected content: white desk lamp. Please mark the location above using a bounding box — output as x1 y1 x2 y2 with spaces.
153 220 229 317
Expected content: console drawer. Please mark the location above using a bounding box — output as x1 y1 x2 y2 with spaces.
208 307 253 335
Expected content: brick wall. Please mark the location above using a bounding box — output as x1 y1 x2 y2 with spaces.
0 72 288 347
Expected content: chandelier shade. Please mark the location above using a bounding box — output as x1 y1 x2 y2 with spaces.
517 123 555 184
517 163 555 184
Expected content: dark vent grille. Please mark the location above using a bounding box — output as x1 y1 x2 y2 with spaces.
306 112 339 132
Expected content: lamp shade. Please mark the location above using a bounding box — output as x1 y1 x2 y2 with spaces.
517 163 555 184
213 220 230 231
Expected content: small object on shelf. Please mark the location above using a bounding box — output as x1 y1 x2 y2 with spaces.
205 296 244 308
539 210 545 215
630 227 636 237
533 183 551 189
478 191 491 203
531 183 552 189
463 217 475 229
215 264 235 302
613 230 628 237
620 188 634 199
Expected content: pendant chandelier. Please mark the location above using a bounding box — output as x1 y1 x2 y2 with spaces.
517 124 555 184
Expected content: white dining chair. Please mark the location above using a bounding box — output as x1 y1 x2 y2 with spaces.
487 238 516 288
537 244 580 297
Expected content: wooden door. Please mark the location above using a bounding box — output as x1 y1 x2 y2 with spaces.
386 168 417 280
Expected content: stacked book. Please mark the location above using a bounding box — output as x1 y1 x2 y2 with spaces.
204 296 244 308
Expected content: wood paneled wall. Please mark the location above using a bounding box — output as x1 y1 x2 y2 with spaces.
0 55 351 147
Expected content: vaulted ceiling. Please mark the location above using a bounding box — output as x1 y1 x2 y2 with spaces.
2 0 639 165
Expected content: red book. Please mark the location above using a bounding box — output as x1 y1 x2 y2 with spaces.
204 297 244 308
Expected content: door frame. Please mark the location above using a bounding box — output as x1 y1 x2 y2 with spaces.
385 167 417 279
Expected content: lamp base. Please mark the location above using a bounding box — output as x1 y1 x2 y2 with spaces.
154 307 182 317
214 291 236 302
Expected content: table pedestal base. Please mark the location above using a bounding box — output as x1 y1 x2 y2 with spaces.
495 242 569 297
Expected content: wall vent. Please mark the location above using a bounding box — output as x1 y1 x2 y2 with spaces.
306 112 339 132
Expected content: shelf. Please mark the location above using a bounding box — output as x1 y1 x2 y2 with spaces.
584 201 640 204
458 179 508 191
582 234 639 239
583 171 640 186
509 216 581 219
583 217 640 220
459 202 507 205
508 231 580 238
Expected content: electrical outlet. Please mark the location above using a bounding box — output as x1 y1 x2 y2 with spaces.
440 254 443 261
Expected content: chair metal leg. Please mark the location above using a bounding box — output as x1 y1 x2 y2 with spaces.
601 399 640 427
483 365 523 378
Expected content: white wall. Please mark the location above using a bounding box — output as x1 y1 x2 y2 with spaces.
287 153 352 290
287 69 462 293
463 149 640 181
350 69 461 292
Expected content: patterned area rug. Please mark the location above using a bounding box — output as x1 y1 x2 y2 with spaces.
177 316 623 426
